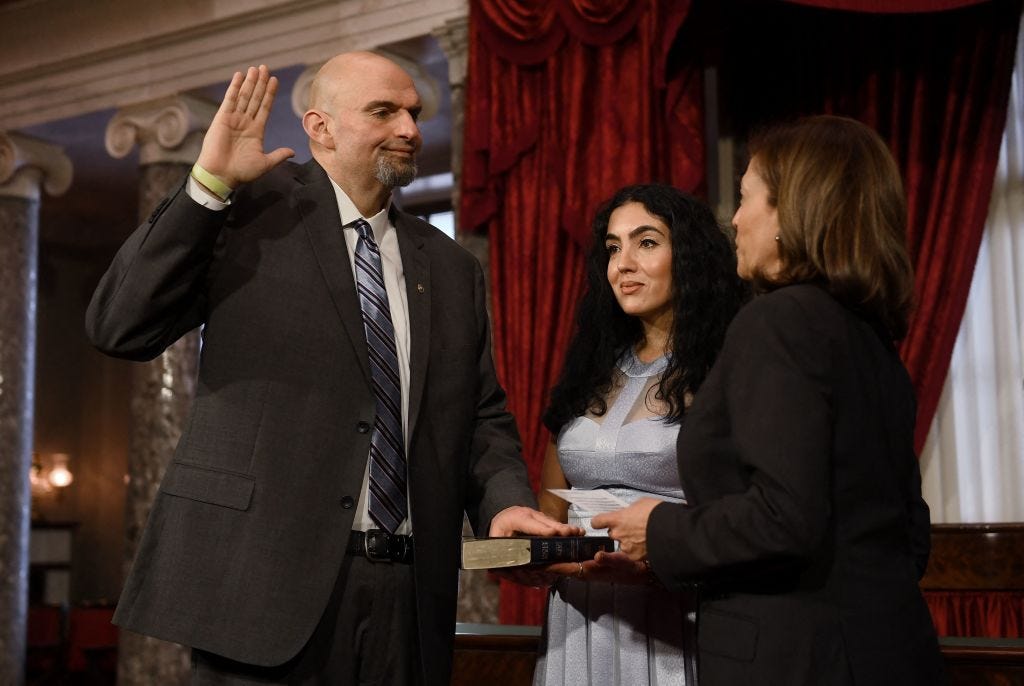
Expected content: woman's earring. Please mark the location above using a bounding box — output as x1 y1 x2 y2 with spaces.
774 235 780 242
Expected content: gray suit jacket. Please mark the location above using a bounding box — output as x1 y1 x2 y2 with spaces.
86 160 535 684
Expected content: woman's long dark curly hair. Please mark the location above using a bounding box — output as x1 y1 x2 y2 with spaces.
543 184 748 434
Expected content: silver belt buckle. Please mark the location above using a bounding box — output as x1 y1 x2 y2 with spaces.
363 529 390 562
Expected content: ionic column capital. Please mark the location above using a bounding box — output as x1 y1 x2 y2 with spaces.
432 16 469 87
0 131 73 201
105 94 218 165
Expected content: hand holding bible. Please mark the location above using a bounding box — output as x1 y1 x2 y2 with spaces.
488 505 583 538
590 497 662 561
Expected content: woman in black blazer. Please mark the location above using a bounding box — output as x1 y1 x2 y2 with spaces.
593 115 946 685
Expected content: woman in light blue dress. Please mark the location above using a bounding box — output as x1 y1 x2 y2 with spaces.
533 184 746 686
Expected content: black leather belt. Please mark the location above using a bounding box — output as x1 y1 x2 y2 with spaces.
347 530 414 564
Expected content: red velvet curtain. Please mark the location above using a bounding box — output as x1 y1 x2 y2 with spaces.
892 5 1019 455
725 0 1022 638
720 0 1020 454
463 0 1022 629
462 0 704 624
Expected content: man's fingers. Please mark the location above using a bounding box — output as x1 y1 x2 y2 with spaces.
266 148 296 169
235 66 259 113
245 65 270 118
489 506 585 537
533 512 583 537
219 71 244 115
255 76 279 124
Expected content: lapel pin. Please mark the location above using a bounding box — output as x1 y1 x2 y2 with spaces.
417 283 425 293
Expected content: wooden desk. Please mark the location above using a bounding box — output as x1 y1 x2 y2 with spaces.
452 625 1024 686
942 637 1024 686
920 524 1024 592
920 523 1024 639
453 624 540 686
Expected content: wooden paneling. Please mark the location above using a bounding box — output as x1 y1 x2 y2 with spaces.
450 629 1024 685
452 625 539 686
943 638 1024 686
922 524 1024 591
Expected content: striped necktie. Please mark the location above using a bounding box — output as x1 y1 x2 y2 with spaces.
352 219 407 533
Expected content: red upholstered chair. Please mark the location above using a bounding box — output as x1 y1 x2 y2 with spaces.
66 604 118 684
26 604 67 684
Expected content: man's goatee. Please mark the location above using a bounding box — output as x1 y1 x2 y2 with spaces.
376 158 417 188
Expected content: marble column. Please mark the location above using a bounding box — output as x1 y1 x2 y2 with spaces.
0 132 71 686
434 16 501 626
433 17 485 267
105 94 215 686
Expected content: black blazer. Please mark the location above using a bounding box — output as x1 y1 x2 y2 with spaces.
86 160 536 685
647 284 945 685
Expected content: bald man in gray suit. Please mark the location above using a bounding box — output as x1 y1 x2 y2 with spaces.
87 53 578 685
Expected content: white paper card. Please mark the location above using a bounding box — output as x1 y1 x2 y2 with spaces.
546 488 630 514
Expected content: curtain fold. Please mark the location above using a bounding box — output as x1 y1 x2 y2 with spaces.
463 0 1022 625
721 0 1021 453
919 13 1024 525
463 0 702 624
737 3 1022 633
894 5 1020 452
923 592 1024 637
475 0 646 64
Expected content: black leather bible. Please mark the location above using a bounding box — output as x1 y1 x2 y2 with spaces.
460 536 616 570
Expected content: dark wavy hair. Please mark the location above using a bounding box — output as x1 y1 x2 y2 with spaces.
543 184 748 434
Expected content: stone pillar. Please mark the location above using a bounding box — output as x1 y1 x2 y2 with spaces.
105 94 215 686
434 16 500 626
433 17 485 267
0 131 71 686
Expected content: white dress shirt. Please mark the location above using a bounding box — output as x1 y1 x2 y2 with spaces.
186 175 413 534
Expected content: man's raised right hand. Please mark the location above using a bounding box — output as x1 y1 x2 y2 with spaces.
195 64 295 189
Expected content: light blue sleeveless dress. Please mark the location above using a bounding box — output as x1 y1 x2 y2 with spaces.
533 352 697 686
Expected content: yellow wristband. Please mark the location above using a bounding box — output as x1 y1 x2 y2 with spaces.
191 163 234 201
